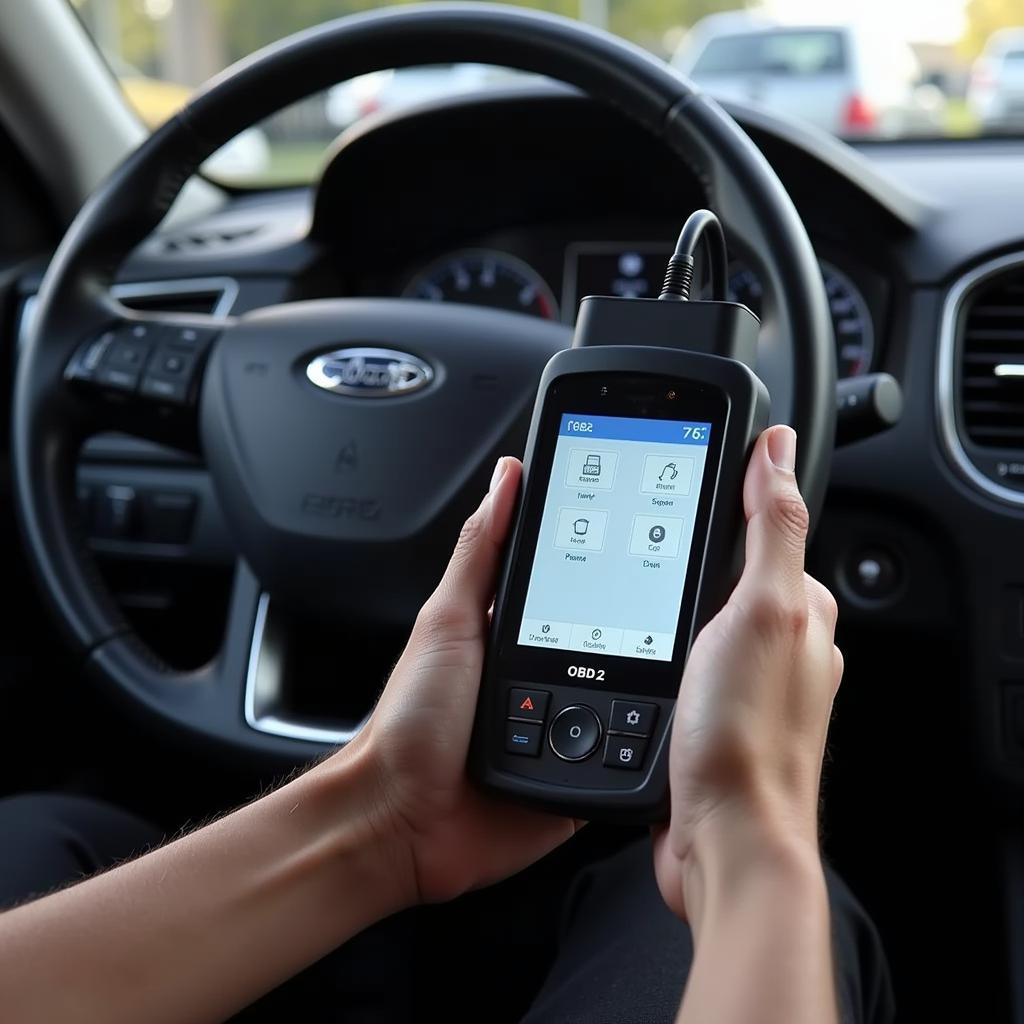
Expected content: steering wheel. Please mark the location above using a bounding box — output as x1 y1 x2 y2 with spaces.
13 4 834 765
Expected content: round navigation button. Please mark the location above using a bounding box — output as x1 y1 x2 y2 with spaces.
549 705 602 762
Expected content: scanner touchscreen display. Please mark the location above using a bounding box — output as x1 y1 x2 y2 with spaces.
517 413 712 663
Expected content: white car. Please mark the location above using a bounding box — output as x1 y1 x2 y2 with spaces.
671 13 944 139
968 28 1024 131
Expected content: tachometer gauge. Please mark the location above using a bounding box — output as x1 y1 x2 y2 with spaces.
403 249 559 321
819 260 875 378
726 259 874 379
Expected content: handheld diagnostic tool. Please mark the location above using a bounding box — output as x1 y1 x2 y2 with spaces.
470 211 770 822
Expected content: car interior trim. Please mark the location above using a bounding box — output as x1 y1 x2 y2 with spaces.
937 248 1024 507
17 275 239 351
243 593 365 745
108 275 240 318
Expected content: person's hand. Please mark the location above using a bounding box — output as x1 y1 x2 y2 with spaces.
653 425 842 924
340 456 582 906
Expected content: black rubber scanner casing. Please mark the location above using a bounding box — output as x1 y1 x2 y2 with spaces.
470 295 768 822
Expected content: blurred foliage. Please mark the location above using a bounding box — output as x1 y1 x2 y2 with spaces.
960 0 1024 58
71 0 160 74
75 0 747 79
609 0 745 51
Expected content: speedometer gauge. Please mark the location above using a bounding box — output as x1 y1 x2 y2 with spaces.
727 259 874 379
403 249 559 321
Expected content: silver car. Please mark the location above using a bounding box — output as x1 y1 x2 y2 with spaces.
968 28 1024 131
671 12 944 139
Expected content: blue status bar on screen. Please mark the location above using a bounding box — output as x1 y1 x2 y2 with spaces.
559 413 712 446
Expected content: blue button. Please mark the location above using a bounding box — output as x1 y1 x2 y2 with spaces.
505 720 542 757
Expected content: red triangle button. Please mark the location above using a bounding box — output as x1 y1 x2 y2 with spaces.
519 696 535 711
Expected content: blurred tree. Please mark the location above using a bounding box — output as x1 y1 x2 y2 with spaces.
960 0 1024 59
75 0 754 81
72 0 162 75
610 0 747 54
208 0 583 64
207 0 744 64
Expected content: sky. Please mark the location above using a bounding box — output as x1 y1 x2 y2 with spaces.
763 0 967 44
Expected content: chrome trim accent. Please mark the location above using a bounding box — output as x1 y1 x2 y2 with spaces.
111 275 239 318
995 364 1024 378
243 593 364 746
18 276 239 350
937 251 1024 507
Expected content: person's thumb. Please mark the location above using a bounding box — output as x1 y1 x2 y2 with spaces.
412 456 522 650
735 425 809 605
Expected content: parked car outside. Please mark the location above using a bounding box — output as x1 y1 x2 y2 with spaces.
671 12 945 138
968 27 1024 131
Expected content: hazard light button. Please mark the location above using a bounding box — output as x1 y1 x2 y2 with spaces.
507 687 551 724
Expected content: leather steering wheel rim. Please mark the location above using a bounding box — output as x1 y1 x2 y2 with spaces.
12 3 835 766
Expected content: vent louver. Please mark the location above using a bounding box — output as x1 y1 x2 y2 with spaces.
160 225 261 255
960 266 1024 449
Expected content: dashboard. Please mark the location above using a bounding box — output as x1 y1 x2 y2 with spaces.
397 243 876 379
291 92 896 399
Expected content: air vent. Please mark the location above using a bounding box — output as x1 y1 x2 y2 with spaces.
159 225 262 255
117 286 224 316
17 277 237 352
111 277 238 319
960 266 1024 449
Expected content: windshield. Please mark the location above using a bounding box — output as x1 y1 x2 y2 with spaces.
70 0 1023 187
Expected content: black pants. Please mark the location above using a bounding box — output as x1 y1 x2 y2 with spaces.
0 794 894 1023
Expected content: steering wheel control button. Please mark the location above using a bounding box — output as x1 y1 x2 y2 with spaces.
609 700 658 737
70 331 116 378
95 485 138 539
140 345 199 404
95 334 155 392
143 491 198 544
505 721 542 757
508 688 550 724
548 705 602 762
603 734 648 771
164 325 216 349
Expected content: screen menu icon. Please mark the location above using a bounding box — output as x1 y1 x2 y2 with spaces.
565 448 618 489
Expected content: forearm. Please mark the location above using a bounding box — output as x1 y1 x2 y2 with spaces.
0 743 411 1024
677 818 837 1024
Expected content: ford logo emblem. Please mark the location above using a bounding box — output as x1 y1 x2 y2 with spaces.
306 347 434 398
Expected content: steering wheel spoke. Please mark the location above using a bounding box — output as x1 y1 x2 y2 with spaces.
65 313 224 451
90 560 338 766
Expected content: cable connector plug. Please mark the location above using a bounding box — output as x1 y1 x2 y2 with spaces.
658 208 728 302
658 253 696 302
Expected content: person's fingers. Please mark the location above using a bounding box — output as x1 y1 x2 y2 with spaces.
832 645 845 697
804 573 839 635
412 457 522 649
802 573 843 704
733 426 810 617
